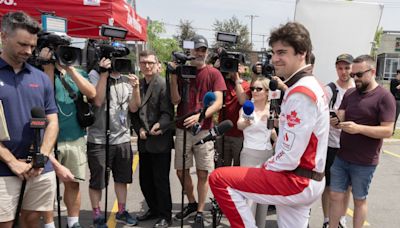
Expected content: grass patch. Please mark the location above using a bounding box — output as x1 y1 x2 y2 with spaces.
392 129 400 139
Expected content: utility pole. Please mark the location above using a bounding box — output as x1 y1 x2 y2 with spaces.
246 15 259 50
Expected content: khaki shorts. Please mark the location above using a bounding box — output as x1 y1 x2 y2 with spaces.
0 171 56 222
174 128 215 171
58 137 87 181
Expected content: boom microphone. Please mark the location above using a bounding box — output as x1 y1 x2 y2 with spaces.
242 100 254 121
195 120 233 145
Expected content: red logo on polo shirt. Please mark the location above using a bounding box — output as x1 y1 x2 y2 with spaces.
29 83 39 88
286 110 300 128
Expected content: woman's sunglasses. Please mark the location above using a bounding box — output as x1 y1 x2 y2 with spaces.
250 86 264 92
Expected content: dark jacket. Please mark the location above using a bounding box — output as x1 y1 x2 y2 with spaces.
131 75 173 153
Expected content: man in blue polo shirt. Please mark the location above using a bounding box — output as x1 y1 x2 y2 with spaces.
0 11 73 228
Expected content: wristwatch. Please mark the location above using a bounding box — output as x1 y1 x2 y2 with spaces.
235 79 243 85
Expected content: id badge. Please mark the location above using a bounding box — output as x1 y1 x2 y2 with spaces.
119 110 126 125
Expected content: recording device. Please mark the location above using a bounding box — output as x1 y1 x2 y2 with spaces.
267 80 282 129
29 32 82 67
86 40 132 73
242 100 254 121
167 51 197 79
29 107 48 169
218 48 244 73
195 120 233 145
251 52 275 78
191 92 216 135
330 111 340 124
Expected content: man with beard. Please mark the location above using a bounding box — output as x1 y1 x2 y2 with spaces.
329 55 395 228
209 22 329 228
170 34 226 228
321 54 355 228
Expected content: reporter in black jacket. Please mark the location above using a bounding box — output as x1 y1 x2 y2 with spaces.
131 50 174 228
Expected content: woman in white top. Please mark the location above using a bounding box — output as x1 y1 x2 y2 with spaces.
237 77 277 228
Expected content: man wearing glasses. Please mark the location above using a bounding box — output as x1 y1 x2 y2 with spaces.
329 55 395 228
131 50 174 228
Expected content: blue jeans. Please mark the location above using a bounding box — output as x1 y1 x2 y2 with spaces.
330 157 376 200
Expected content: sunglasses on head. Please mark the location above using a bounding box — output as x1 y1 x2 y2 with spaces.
250 86 263 92
350 69 371 78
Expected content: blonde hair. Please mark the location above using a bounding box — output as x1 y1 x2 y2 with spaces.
251 77 270 107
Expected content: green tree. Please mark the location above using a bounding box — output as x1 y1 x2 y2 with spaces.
371 26 383 59
173 19 196 48
147 20 180 64
212 16 252 52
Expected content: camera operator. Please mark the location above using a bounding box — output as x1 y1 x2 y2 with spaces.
0 12 76 228
169 34 226 227
39 44 96 227
209 22 329 228
87 56 141 227
215 57 250 167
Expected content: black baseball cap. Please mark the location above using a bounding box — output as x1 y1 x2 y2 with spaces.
336 53 353 64
191 35 208 49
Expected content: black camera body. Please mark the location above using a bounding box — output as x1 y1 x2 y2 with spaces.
219 50 243 73
35 32 82 67
86 40 132 74
32 153 48 168
168 51 197 79
252 52 275 78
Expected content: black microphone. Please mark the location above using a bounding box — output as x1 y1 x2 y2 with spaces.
267 80 281 129
195 120 233 145
30 107 48 168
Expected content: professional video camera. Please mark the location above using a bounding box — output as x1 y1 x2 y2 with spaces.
214 32 245 73
86 40 132 74
167 51 197 79
252 51 275 78
30 32 82 67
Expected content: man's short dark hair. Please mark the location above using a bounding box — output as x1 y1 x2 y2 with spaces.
139 50 157 60
353 55 375 68
1 11 41 35
308 52 315 65
268 22 312 62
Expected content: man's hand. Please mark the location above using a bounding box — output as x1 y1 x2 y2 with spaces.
150 123 162 136
8 159 32 180
139 128 148 140
126 74 140 88
271 76 287 91
338 121 360 134
27 168 43 178
54 164 75 182
330 117 340 128
184 113 200 128
40 47 55 72
99 58 112 75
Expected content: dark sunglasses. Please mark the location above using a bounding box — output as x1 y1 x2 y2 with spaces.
250 86 264 92
350 69 371 78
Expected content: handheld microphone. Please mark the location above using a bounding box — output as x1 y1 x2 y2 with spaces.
195 120 233 145
192 92 216 135
267 80 281 130
242 100 254 121
30 107 48 168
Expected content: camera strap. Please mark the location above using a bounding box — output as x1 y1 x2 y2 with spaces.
56 73 78 101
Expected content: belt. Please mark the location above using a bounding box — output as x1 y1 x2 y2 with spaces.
293 167 325 181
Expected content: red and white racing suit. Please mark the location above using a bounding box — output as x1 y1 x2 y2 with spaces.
209 66 329 228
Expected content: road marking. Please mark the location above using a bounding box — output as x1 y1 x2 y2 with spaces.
107 153 140 227
383 149 400 158
346 208 370 226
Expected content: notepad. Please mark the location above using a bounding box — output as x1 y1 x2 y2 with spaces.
0 100 10 141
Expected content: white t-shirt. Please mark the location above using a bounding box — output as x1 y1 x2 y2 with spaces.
242 110 273 151
325 81 354 148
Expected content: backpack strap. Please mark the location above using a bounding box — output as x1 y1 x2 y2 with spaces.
327 82 338 109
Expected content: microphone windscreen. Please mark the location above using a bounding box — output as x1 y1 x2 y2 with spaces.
31 107 46 118
242 100 254 116
203 92 216 107
269 79 278 91
216 120 234 135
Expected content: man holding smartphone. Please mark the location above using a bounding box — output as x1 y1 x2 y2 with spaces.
321 54 355 228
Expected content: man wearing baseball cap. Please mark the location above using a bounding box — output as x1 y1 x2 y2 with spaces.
321 53 355 228
170 34 226 228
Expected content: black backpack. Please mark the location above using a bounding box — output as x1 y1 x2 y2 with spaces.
327 82 338 109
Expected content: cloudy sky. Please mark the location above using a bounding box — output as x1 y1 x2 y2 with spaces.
136 0 400 50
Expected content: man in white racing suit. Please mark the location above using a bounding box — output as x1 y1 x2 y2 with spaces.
209 21 329 228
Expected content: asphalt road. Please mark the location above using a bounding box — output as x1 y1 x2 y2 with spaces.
51 138 400 228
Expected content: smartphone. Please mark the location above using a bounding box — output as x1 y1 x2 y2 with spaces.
330 111 340 124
